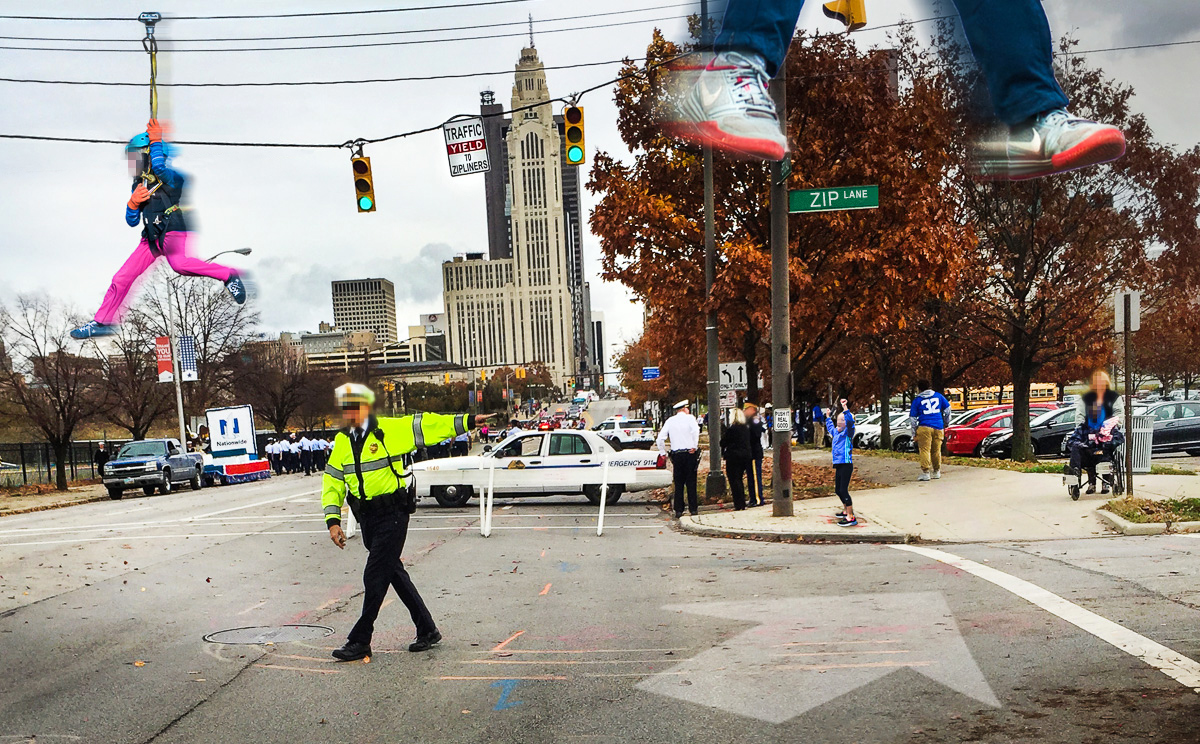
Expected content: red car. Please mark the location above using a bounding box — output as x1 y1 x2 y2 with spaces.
945 403 1059 456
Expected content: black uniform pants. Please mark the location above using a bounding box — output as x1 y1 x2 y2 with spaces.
301 450 313 476
725 456 750 511
314 449 326 472
348 503 436 646
271 455 282 476
670 450 699 516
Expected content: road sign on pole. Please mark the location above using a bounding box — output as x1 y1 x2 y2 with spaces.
443 117 490 177
719 389 737 409
788 185 878 213
1115 289 1141 332
719 362 748 393
642 366 661 381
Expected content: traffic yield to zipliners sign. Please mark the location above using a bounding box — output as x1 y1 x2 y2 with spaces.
443 117 490 177
789 185 878 213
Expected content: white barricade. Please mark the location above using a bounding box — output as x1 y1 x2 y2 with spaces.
596 448 611 536
481 459 496 537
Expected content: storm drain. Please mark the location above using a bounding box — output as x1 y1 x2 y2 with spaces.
203 624 335 645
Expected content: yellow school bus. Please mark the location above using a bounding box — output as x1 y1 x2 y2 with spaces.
946 383 1058 411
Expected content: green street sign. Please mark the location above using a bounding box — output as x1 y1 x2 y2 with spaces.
789 185 879 214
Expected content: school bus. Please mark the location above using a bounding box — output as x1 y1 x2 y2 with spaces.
945 383 1058 411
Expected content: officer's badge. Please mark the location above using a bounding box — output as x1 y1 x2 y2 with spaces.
369 443 379 454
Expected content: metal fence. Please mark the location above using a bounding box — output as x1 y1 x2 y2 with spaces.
0 440 131 488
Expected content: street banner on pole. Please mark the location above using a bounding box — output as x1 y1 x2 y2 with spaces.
155 336 173 383
178 335 198 382
443 117 490 177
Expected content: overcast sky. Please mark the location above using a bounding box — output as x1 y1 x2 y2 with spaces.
0 1 1196 373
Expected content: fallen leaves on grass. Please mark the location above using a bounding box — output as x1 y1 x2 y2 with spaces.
1104 497 1200 524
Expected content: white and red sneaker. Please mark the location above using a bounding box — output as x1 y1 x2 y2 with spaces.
664 51 788 161
972 109 1125 181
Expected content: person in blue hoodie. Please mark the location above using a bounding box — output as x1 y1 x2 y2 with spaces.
815 399 857 527
909 380 952 482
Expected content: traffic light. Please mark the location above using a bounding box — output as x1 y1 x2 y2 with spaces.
351 155 376 212
822 0 866 31
443 373 451 384
563 106 585 165
480 369 488 382
516 367 526 380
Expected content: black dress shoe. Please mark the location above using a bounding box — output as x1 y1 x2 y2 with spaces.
332 641 372 661
408 629 442 652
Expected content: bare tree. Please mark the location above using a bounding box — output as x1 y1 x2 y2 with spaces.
93 313 174 440
138 266 260 420
0 296 107 490
236 341 310 434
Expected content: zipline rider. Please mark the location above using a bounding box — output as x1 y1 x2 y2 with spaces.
323 383 493 661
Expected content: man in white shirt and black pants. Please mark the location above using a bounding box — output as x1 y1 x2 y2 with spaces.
656 399 702 519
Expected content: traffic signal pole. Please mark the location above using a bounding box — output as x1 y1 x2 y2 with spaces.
700 0 727 499
770 66 793 517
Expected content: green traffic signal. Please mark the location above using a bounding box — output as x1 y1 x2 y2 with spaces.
358 195 374 211
567 145 584 163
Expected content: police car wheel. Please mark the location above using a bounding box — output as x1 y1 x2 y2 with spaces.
434 485 472 508
584 485 623 506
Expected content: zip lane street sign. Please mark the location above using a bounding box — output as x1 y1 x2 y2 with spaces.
789 185 878 213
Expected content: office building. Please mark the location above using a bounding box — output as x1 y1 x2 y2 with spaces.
331 278 398 344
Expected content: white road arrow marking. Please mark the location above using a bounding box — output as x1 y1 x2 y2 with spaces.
637 593 998 723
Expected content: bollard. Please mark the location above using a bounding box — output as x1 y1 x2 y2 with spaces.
482 459 496 537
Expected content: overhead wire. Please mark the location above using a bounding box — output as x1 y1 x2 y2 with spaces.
0 3 694 43
0 0 539 22
0 14 696 53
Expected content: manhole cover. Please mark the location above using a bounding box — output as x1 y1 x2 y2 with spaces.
203 624 335 645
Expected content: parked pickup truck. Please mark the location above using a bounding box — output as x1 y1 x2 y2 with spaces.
102 438 205 500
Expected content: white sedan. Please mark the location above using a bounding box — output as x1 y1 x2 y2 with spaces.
413 429 671 507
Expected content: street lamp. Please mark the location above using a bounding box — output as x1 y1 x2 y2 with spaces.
164 247 253 445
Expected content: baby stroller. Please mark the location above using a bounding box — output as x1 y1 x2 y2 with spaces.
1061 421 1125 501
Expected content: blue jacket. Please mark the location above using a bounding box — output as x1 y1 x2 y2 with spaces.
126 140 187 232
909 390 951 430
815 406 855 465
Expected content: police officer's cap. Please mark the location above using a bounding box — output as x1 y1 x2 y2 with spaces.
335 383 375 406
673 399 689 410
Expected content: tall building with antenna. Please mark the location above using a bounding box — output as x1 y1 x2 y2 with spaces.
442 43 598 388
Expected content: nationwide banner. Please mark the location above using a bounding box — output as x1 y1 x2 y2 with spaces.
179 335 198 382
155 336 173 383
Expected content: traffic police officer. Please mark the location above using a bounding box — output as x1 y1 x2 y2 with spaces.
323 383 492 661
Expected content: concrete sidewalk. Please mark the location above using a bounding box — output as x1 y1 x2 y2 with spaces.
679 451 1200 543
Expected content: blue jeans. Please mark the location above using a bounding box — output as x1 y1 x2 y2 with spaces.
714 0 1068 124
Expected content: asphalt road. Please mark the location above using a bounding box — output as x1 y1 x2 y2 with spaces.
4 443 1200 742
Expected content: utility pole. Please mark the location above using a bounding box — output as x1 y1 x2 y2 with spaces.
1123 292 1134 496
700 0 727 499
769 66 793 517
166 278 187 447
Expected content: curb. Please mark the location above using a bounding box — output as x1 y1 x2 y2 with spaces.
0 493 110 518
1095 508 1200 536
678 516 914 544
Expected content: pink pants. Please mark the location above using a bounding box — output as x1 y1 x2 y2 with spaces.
94 232 233 325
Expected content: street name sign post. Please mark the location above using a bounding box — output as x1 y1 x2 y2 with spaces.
642 366 661 381
788 185 879 214
443 117 490 177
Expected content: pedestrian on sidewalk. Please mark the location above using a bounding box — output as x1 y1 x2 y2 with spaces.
816 399 857 527
744 402 766 507
721 407 754 511
812 401 826 448
656 399 701 519
909 380 951 481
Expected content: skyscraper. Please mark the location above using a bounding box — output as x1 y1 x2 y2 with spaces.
443 45 579 384
479 47 594 384
331 278 398 344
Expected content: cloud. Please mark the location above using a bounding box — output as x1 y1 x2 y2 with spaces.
253 242 456 334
